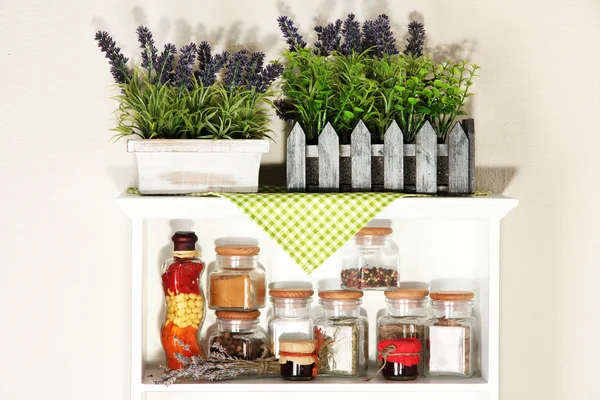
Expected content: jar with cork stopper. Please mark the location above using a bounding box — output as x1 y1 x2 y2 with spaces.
267 288 314 358
208 310 267 360
425 291 479 378
208 245 266 311
160 231 206 369
377 288 429 380
340 227 399 290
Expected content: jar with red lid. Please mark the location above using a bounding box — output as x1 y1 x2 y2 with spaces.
160 231 206 369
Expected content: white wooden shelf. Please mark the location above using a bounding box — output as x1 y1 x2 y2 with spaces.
118 194 517 400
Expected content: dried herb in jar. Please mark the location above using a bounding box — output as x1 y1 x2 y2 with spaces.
317 320 367 376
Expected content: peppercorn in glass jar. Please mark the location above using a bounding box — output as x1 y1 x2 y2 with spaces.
279 339 317 381
340 227 399 290
377 288 429 377
160 231 206 369
314 290 368 377
425 291 479 378
268 288 314 358
208 310 267 360
208 245 266 311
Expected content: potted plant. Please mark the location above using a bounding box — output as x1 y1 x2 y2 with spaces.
95 26 283 194
274 15 479 193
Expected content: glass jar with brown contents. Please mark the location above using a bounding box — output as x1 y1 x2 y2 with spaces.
377 288 428 378
425 291 479 378
208 310 267 360
208 245 266 311
279 339 317 381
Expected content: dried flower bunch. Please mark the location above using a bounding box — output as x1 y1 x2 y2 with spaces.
157 340 280 384
275 15 479 143
95 26 283 140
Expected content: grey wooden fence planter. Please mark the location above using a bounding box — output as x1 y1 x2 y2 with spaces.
286 119 475 194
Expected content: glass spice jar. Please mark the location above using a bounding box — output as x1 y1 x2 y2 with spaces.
340 227 399 290
314 290 368 377
208 310 267 360
377 288 429 376
425 291 479 378
268 288 314 358
377 338 422 381
208 245 266 311
160 231 207 369
279 339 317 381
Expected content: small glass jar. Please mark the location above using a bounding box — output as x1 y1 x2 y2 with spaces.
268 288 314 358
377 288 429 379
279 339 317 381
208 310 267 360
425 291 479 378
160 231 206 369
314 290 368 377
208 245 266 310
377 338 422 381
340 227 399 290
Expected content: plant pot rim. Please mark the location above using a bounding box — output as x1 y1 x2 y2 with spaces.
127 138 270 153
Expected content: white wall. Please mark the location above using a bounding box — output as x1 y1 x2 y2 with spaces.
0 1 598 399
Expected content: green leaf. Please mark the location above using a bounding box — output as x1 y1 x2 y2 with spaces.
394 105 405 111
343 110 355 120
394 85 406 92
407 97 419 106
353 107 364 113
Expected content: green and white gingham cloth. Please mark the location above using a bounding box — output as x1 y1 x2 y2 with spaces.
127 187 420 273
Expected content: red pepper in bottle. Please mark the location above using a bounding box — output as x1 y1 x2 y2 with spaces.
160 232 206 369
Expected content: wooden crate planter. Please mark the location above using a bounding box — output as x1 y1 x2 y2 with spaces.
286 119 475 194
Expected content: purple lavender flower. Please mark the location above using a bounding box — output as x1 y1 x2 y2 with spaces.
197 50 229 87
341 13 362 55
404 21 426 57
274 98 294 120
313 19 342 56
172 43 197 88
94 30 130 84
254 61 283 93
136 26 158 71
197 41 212 71
362 15 398 57
224 49 249 88
155 43 177 85
277 16 306 52
245 52 266 89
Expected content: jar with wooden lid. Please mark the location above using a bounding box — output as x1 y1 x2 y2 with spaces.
340 227 399 290
160 231 206 369
425 291 479 378
208 245 266 310
279 339 317 381
208 310 267 360
314 290 368 377
377 288 429 379
267 288 314 358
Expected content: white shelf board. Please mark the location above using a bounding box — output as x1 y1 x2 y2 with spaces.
143 367 488 393
117 193 518 220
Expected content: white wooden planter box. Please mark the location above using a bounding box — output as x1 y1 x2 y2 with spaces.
127 139 270 194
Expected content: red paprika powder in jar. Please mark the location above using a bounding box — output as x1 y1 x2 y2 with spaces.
160 231 206 369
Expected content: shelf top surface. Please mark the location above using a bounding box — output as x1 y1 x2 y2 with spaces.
117 193 518 220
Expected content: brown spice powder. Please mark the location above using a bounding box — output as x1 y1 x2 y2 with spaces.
209 274 266 309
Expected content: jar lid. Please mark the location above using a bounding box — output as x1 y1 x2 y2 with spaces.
215 245 260 256
215 310 260 320
318 290 363 300
385 288 429 299
429 291 474 301
279 339 316 354
356 227 393 236
172 231 198 251
269 288 314 299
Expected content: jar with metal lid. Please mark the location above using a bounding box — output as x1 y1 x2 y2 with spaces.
314 290 368 377
377 288 429 379
208 245 266 310
267 288 314 358
425 291 479 378
160 231 206 369
340 227 399 290
279 339 317 381
208 310 267 360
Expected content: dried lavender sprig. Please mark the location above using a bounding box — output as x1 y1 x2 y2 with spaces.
404 21 426 57
373 14 398 57
313 19 342 56
94 30 131 84
136 26 158 72
253 61 284 93
155 43 177 85
197 41 212 71
172 43 197 88
341 13 362 55
274 98 295 120
277 16 306 52
224 49 249 89
197 50 229 87
245 52 266 89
